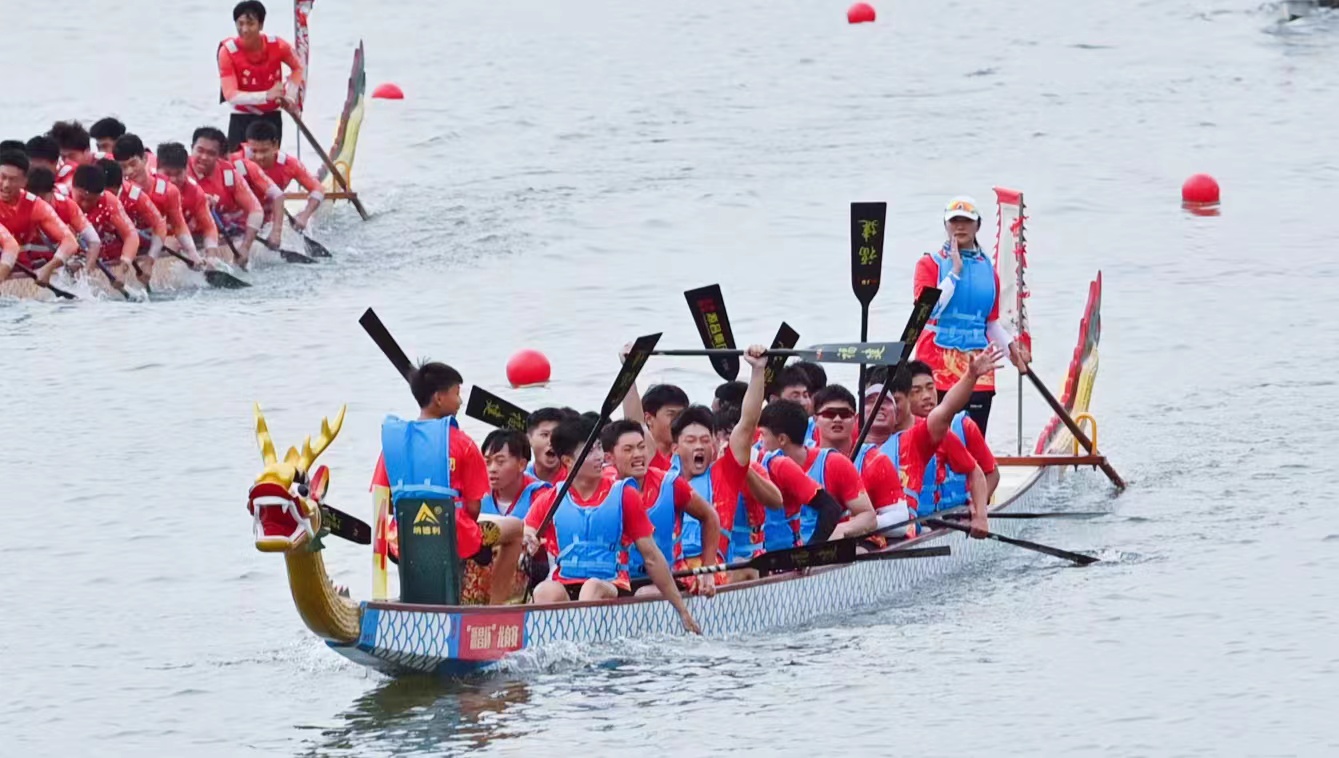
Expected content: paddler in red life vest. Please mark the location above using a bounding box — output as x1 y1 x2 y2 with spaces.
871 351 1003 537
905 359 999 507
372 362 526 606
637 384 689 471
599 419 721 597
523 417 701 633
218 0 305 151
914 196 1032 434
523 407 578 484
24 167 101 269
188 127 263 268
0 151 77 285
226 146 285 251
113 135 207 270
69 164 140 280
99 159 168 289
710 403 783 579
758 399 876 544
811 384 906 542
154 142 223 263
241 120 324 232
49 121 108 188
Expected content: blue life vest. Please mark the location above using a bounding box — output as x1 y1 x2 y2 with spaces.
380 415 460 507
761 449 802 551
729 489 762 563
851 443 875 474
929 247 995 351
798 448 834 543
881 430 937 516
523 461 536 478
553 478 634 582
669 455 715 560
627 470 680 580
481 479 550 519
936 412 971 510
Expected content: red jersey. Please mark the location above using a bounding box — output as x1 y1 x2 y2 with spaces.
129 173 191 239
525 476 653 587
246 150 322 194
1 192 75 266
958 417 997 474
175 176 219 241
83 191 138 261
231 156 282 210
899 419 977 511
854 445 902 510
649 448 673 473
188 158 261 233
764 452 820 518
217 35 303 115
117 182 168 242
369 427 491 558
913 253 1003 391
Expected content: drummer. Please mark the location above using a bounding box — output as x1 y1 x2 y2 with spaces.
912 196 1031 433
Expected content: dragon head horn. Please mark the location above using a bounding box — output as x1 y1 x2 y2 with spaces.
253 402 278 465
298 405 347 474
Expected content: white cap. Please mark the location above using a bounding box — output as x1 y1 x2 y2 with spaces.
863 383 884 398
944 195 981 223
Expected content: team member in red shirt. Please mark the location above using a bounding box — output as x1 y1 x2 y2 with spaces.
524 417 699 633
0 151 77 284
188 127 262 267
636 384 689 472
906 361 1000 502
50 121 106 188
228 151 284 250
811 384 907 542
114 135 205 269
241 120 324 231
100 159 168 271
759 399 875 543
218 0 305 150
154 142 222 262
69 165 138 279
600 419 720 597
370 362 525 606
23 168 100 267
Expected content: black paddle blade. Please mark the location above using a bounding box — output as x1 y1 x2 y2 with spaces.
802 341 908 366
302 235 333 258
763 322 800 393
601 332 662 417
683 284 739 382
321 505 372 545
850 202 888 306
465 386 532 432
204 269 251 289
359 308 415 380
279 248 317 264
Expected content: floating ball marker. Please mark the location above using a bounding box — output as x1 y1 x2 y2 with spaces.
372 82 404 100
847 2 876 23
506 349 552 388
1181 173 1220 210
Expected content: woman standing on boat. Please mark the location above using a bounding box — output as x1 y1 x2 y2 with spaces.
913 196 1030 434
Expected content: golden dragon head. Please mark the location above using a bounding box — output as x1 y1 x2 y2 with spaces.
247 403 347 553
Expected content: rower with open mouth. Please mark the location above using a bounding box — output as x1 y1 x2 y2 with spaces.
523 407 579 484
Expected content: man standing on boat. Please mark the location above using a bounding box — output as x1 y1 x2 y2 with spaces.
914 196 1031 433
218 1 305 152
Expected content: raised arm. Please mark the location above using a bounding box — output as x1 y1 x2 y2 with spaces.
928 345 1003 445
728 345 769 467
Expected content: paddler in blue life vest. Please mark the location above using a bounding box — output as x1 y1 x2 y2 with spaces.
912 196 1031 434
373 362 527 605
864 350 1003 537
523 416 701 634
599 419 720 597
524 407 579 484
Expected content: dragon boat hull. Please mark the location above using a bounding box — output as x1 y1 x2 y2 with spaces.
327 274 1108 678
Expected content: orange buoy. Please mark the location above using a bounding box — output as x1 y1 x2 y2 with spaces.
372 82 404 100
847 2 876 23
506 349 551 388
1181 173 1220 205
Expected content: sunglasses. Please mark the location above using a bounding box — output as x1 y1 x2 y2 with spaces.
947 200 978 213
816 407 856 420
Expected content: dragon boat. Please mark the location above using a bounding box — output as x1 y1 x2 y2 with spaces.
246 187 1115 677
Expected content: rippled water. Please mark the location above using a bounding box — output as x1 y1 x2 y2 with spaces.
4 0 1338 755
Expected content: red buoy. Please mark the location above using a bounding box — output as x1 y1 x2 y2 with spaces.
847 2 876 23
1181 173 1220 205
372 82 404 100
506 349 551 388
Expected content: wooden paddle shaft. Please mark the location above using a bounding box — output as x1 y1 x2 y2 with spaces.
286 109 370 220
1024 370 1126 490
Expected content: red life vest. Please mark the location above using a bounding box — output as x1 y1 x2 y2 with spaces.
220 35 284 114
84 191 132 261
0 192 44 244
189 160 246 231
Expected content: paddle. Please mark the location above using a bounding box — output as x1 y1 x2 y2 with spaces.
286 107 371 221
94 259 133 301
852 287 941 452
531 333 661 539
320 504 373 545
359 308 415 381
212 209 252 271
13 262 76 300
159 246 251 289
674 542 951 578
651 340 907 366
925 517 1098 566
763 322 801 393
265 241 317 265
1023 369 1126 491
465 386 531 432
285 209 333 257
942 511 1108 520
851 202 887 402
683 284 739 381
